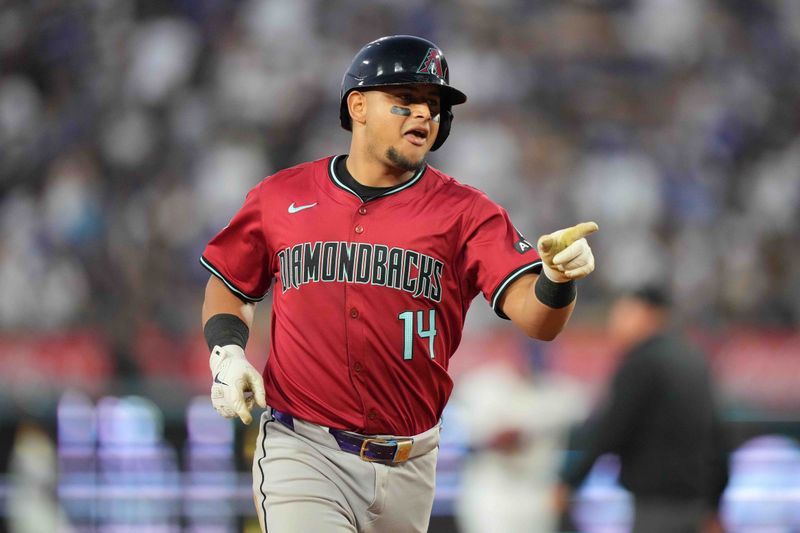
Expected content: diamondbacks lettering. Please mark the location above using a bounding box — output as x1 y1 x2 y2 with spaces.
278 241 444 302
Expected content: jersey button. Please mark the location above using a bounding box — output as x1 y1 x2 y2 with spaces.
358 206 367 215
367 410 377 420
354 225 364 234
350 308 359 319
353 362 362 372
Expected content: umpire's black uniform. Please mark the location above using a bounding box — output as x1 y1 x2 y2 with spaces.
562 331 730 533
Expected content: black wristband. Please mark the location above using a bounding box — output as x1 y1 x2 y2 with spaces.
534 274 577 309
204 313 250 351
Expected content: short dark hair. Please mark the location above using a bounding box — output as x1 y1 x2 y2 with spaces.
628 284 671 309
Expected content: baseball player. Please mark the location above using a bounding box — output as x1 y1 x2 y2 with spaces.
200 35 597 533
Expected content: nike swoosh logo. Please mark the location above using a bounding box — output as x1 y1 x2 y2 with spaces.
288 202 317 214
213 373 228 386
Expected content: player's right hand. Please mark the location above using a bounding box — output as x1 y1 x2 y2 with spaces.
537 221 599 283
209 344 267 425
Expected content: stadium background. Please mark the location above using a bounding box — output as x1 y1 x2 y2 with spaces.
0 0 799 531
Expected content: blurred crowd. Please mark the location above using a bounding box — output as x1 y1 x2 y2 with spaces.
1 0 798 358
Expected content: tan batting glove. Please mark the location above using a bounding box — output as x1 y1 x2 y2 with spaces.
537 222 599 283
209 344 267 425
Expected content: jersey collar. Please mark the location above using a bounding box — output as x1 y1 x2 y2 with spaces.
328 155 427 202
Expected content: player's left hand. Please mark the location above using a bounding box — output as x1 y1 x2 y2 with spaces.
537 221 598 283
209 344 267 425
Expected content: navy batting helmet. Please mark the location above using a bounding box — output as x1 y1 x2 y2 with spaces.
339 35 467 151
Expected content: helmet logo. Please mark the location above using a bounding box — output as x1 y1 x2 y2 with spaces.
417 48 446 79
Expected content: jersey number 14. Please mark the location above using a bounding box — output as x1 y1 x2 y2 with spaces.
398 309 437 360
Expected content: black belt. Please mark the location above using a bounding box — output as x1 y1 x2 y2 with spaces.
271 409 415 465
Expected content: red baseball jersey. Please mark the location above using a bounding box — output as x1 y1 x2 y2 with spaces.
202 155 541 436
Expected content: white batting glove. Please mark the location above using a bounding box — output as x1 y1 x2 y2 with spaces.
537 222 599 282
209 344 267 425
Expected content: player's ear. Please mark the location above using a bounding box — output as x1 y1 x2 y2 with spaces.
347 91 367 126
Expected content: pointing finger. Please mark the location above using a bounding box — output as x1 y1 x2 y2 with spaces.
538 221 599 258
556 222 598 254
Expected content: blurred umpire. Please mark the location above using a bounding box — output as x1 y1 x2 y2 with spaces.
558 286 730 533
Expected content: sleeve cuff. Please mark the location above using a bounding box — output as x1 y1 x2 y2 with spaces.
490 260 543 320
200 255 269 302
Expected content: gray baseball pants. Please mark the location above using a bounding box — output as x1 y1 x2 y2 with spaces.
252 409 440 533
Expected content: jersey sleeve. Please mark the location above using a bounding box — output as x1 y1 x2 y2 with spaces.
461 196 542 319
200 181 271 302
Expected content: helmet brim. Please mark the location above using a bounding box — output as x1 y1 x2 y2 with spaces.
343 74 467 107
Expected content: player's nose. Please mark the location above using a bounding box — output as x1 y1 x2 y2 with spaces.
410 102 433 120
